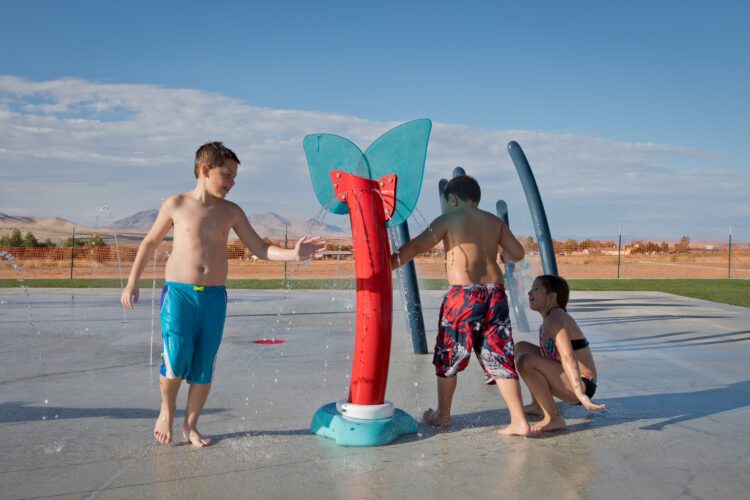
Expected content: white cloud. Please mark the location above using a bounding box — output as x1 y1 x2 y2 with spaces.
0 76 747 240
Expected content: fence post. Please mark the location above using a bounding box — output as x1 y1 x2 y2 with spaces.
70 226 75 279
617 227 622 279
284 226 288 283
728 226 732 279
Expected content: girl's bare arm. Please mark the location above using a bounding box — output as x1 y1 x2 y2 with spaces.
550 313 606 410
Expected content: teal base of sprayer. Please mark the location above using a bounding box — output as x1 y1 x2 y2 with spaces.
311 402 418 446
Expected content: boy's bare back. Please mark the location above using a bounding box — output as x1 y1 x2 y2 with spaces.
392 193 525 285
440 206 518 285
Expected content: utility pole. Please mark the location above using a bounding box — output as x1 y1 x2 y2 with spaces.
70 226 75 279
284 226 288 283
728 226 732 278
617 226 622 279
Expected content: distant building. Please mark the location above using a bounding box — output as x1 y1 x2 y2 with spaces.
318 250 354 260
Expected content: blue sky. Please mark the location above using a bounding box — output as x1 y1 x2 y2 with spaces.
1 0 748 240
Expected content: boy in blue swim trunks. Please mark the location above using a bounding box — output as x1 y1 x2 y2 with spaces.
121 142 324 447
391 175 531 436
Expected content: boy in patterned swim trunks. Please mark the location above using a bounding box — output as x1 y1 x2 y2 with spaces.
391 176 531 436
121 142 324 447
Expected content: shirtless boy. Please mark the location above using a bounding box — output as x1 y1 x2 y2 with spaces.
391 175 530 436
121 141 323 447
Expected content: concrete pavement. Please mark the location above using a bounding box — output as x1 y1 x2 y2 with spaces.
1 287 749 499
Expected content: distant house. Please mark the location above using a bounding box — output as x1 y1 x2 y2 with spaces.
318 250 354 260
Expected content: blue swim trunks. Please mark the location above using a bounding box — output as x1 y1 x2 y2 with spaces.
160 282 227 384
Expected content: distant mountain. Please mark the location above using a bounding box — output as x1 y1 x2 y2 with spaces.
0 209 347 245
1 212 78 233
0 213 37 226
289 218 347 238
247 212 346 238
111 209 159 231
0 212 134 243
109 210 347 238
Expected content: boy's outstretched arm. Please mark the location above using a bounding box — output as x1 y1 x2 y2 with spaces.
121 197 176 310
499 220 525 263
391 216 448 270
233 207 324 261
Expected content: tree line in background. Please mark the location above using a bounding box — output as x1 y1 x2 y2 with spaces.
0 228 699 255
520 235 693 254
0 228 106 248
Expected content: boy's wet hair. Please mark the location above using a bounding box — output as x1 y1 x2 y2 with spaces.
443 175 481 203
194 141 241 178
536 275 570 310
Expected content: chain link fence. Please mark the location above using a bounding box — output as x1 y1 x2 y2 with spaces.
1 235 747 280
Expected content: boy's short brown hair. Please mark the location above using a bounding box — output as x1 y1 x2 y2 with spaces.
194 141 241 178
443 175 481 203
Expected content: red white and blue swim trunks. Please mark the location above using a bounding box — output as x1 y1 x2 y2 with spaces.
433 284 517 383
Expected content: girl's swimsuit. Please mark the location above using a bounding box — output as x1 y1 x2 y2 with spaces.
539 321 597 398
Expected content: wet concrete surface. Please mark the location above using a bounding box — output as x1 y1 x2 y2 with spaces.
1 287 749 499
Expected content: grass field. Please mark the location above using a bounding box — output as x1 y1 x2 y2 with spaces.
1 278 747 308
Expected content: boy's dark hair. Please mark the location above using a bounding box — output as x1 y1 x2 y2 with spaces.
194 141 241 178
443 175 481 203
537 275 570 310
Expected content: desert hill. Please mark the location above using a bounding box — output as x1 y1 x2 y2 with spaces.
1 209 348 245
111 209 346 239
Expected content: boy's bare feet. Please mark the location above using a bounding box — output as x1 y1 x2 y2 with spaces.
530 416 567 433
183 426 213 448
498 421 532 437
523 403 543 417
154 406 174 444
423 408 451 428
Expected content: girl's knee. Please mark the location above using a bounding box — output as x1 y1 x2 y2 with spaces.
514 341 536 354
515 353 531 372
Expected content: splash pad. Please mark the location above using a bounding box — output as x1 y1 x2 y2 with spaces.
304 119 431 445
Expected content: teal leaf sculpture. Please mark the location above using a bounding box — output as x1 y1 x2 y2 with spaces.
303 119 431 227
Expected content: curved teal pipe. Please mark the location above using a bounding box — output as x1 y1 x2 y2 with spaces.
507 141 558 276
